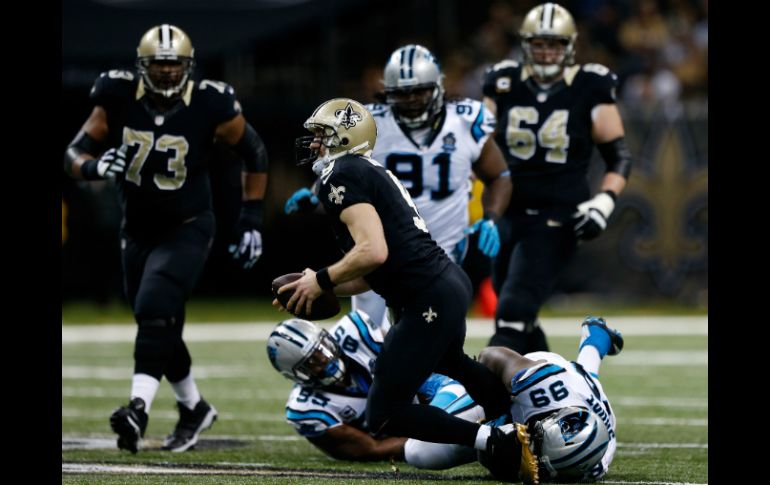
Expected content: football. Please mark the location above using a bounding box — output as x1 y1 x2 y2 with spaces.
271 272 341 320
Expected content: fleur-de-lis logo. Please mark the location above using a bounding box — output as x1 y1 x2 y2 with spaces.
329 184 346 205
422 307 437 323
335 103 363 129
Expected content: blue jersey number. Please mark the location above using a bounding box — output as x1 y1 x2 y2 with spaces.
529 381 569 408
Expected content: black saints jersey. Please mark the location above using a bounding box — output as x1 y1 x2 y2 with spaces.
482 61 619 211
90 69 241 234
316 154 451 306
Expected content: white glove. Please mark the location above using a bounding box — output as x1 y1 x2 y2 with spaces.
96 145 127 179
572 192 615 241
228 229 263 269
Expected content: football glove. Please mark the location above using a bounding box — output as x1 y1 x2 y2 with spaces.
284 187 319 214
228 199 263 270
572 191 616 241
465 215 500 258
96 145 127 179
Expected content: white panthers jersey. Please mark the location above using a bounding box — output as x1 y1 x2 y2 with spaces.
284 310 480 438
367 100 495 259
511 351 617 481
285 310 386 437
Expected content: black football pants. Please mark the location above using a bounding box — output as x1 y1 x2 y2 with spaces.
366 263 510 447
121 211 214 382
490 210 578 353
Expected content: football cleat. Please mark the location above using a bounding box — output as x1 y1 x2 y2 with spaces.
109 397 149 454
162 398 217 452
581 316 624 356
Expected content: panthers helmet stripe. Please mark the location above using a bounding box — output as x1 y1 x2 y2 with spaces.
407 44 416 78
549 421 599 465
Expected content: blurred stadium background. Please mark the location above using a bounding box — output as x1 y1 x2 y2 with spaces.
62 0 707 311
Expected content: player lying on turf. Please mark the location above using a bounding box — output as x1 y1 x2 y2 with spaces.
267 311 622 484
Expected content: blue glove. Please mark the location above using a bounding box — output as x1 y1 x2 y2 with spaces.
284 187 319 215
466 216 500 258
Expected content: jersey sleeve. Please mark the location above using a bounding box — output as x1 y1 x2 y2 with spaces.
197 79 242 125
89 70 135 110
317 158 374 218
461 99 495 159
285 386 343 438
482 60 520 98
581 64 619 107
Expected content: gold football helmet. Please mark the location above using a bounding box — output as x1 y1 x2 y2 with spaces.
296 98 377 172
519 3 577 81
136 24 195 98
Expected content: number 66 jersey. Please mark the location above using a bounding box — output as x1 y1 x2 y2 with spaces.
366 100 495 258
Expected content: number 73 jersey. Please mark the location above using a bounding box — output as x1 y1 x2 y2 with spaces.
366 100 495 255
89 70 242 232
483 61 619 209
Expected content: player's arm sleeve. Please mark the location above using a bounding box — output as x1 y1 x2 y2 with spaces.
307 424 406 461
468 101 497 160
232 122 268 173
317 163 372 217
285 405 342 438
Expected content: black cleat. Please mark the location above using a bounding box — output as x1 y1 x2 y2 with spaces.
109 397 148 454
581 316 624 356
161 398 218 452
478 423 523 482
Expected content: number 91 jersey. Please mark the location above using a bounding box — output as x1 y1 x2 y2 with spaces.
284 310 387 438
366 100 495 257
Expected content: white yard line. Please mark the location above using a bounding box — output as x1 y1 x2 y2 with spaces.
62 316 707 343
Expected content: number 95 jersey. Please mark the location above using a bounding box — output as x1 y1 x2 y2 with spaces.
284 310 387 437
366 100 495 257
483 61 619 210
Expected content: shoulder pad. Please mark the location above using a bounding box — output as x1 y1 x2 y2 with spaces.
90 70 137 101
488 60 520 73
196 79 236 97
581 63 617 79
366 103 390 117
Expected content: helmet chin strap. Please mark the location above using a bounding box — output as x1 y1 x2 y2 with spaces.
311 141 371 175
532 64 563 82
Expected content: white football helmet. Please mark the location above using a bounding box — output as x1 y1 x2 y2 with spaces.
519 3 577 82
382 44 445 129
266 318 346 387
136 24 195 98
531 406 610 480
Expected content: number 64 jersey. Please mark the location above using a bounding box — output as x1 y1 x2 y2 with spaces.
366 100 495 259
512 351 617 481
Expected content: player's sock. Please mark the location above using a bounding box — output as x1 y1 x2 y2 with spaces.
130 373 160 413
170 372 201 411
474 424 492 450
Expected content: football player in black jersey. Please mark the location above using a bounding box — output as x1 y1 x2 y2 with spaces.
63 24 269 453
482 3 633 354
274 98 525 468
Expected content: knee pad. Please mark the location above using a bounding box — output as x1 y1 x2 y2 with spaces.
164 340 192 383
133 318 174 379
495 292 539 328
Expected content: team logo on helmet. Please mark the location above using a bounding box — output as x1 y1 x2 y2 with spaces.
335 103 363 129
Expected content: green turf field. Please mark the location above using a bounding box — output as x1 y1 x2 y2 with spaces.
62 315 707 484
